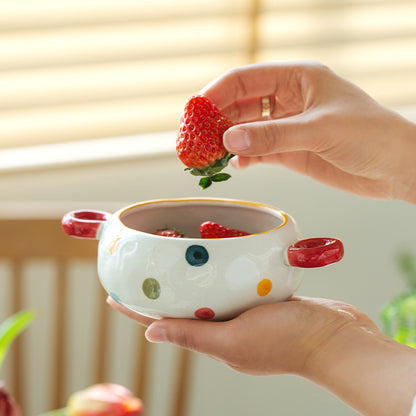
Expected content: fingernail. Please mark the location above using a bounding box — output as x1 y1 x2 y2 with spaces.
229 156 240 168
145 324 168 343
224 129 250 152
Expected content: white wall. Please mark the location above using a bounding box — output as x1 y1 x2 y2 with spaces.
1 150 415 416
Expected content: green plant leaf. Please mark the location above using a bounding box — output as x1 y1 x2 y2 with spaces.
397 251 416 290
0 310 37 370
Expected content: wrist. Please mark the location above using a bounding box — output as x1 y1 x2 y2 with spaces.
302 322 416 416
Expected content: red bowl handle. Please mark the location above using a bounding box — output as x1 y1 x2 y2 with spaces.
287 237 344 268
62 210 111 239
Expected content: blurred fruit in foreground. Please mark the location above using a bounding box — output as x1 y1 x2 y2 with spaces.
67 383 144 416
0 310 36 416
382 251 416 348
0 382 21 416
382 291 416 348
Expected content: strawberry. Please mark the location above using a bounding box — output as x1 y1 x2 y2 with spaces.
199 221 250 239
176 95 234 189
154 229 184 238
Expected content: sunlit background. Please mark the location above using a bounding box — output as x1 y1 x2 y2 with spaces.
0 1 415 416
1 0 416 148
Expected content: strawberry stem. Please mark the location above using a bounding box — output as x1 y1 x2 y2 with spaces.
211 173 231 182
187 153 234 189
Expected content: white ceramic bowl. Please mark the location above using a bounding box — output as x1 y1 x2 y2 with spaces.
62 198 343 320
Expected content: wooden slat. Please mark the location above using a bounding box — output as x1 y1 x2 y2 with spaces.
172 348 193 416
95 284 110 383
135 327 152 404
10 258 23 408
51 259 68 409
0 219 98 258
0 216 193 414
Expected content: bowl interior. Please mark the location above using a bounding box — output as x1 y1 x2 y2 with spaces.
119 199 285 237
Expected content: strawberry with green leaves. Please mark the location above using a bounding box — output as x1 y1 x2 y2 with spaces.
176 95 234 189
199 221 250 239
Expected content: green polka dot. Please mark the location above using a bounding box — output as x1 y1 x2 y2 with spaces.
142 278 161 300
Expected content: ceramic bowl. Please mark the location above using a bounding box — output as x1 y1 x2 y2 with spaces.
62 198 343 320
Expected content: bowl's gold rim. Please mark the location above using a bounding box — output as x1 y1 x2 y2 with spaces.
115 197 289 237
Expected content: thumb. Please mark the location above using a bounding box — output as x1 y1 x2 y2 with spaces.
145 319 233 357
224 116 315 156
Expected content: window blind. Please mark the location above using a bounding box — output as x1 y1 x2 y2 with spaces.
259 0 416 106
0 0 253 149
0 0 414 149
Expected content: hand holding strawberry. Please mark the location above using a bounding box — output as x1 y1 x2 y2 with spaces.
176 95 234 189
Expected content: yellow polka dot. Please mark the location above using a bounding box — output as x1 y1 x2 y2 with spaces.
257 279 272 297
108 237 121 255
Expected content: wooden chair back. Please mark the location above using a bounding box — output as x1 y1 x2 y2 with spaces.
0 210 192 416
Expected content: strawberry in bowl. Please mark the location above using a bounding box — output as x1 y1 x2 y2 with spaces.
199 221 250 239
154 229 184 238
176 95 234 189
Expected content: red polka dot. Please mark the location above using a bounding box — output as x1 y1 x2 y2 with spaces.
194 307 215 320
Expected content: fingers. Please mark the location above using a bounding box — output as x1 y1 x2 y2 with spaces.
107 296 235 359
232 151 392 199
230 154 288 169
145 319 236 360
220 95 303 124
224 115 322 156
221 96 276 123
106 297 157 327
199 62 329 158
200 63 280 108
200 61 312 110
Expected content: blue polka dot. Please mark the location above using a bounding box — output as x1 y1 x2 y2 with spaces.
109 291 122 304
186 245 209 267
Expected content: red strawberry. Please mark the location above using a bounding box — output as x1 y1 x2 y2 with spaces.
199 221 250 239
154 229 184 238
176 95 234 189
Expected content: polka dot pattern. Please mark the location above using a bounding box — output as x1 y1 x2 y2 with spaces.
108 236 121 255
194 307 215 320
257 279 272 297
142 278 161 300
110 234 281 319
185 245 209 267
